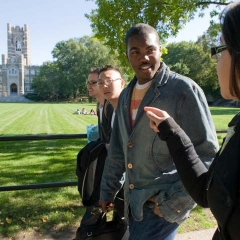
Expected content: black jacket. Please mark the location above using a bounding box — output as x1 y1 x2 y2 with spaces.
97 100 113 143
158 113 240 240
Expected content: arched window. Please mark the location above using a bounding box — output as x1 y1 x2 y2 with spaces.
16 40 22 51
8 67 18 75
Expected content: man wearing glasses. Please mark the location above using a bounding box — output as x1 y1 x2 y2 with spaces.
98 65 125 129
98 65 127 237
86 67 114 143
86 67 101 99
81 66 127 237
75 68 115 238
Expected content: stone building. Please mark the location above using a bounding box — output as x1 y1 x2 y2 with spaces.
0 23 39 99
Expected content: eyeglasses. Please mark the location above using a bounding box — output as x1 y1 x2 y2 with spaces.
86 81 98 86
97 78 121 87
211 45 227 61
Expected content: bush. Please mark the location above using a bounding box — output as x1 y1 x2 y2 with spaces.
25 93 42 101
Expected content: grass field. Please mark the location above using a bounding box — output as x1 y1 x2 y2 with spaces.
0 103 98 237
0 103 239 238
210 106 240 130
209 106 240 144
0 102 98 135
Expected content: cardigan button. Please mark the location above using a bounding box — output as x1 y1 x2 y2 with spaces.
129 184 134 189
127 141 134 148
128 163 133 169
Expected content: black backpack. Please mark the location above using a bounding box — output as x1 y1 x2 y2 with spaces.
75 140 127 240
74 210 127 240
76 140 107 207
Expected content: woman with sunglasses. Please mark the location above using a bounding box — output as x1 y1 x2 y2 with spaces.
144 2 240 240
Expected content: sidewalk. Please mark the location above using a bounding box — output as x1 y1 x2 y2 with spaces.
122 227 216 240
0 228 216 239
175 228 215 240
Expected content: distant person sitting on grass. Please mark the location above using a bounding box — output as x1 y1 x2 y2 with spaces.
74 109 80 114
80 108 87 115
89 108 97 115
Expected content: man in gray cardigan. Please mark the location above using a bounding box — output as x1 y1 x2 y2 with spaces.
99 23 219 240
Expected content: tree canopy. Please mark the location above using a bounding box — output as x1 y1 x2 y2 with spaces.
31 36 120 100
163 41 220 99
86 0 230 70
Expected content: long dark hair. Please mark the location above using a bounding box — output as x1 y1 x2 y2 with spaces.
220 2 240 100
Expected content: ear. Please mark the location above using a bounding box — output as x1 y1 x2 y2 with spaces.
159 45 162 53
121 79 125 88
159 45 162 57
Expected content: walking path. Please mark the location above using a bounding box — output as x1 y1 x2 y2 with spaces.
0 228 216 239
175 228 215 240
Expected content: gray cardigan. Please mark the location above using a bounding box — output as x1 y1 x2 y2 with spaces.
100 62 219 224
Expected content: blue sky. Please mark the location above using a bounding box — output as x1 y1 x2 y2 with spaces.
0 0 224 65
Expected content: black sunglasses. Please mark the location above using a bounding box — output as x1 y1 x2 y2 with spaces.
211 45 227 59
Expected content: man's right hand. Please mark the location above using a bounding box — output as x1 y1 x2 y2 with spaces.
99 200 114 213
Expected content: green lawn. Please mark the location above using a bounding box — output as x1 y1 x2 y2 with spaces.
0 103 239 237
0 103 98 237
0 102 98 135
210 106 240 130
209 106 240 144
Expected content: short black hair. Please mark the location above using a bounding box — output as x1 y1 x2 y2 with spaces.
125 23 160 48
89 67 101 75
99 65 122 76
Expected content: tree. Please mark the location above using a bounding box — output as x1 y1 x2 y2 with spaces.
31 62 63 101
194 24 225 101
86 0 229 71
52 39 87 99
52 36 121 99
163 41 220 99
196 23 221 52
32 36 121 101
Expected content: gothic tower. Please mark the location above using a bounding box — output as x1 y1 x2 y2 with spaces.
7 23 30 65
0 23 39 99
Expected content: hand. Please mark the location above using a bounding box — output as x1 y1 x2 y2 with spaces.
98 200 114 213
105 143 110 150
147 195 162 217
144 107 170 133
